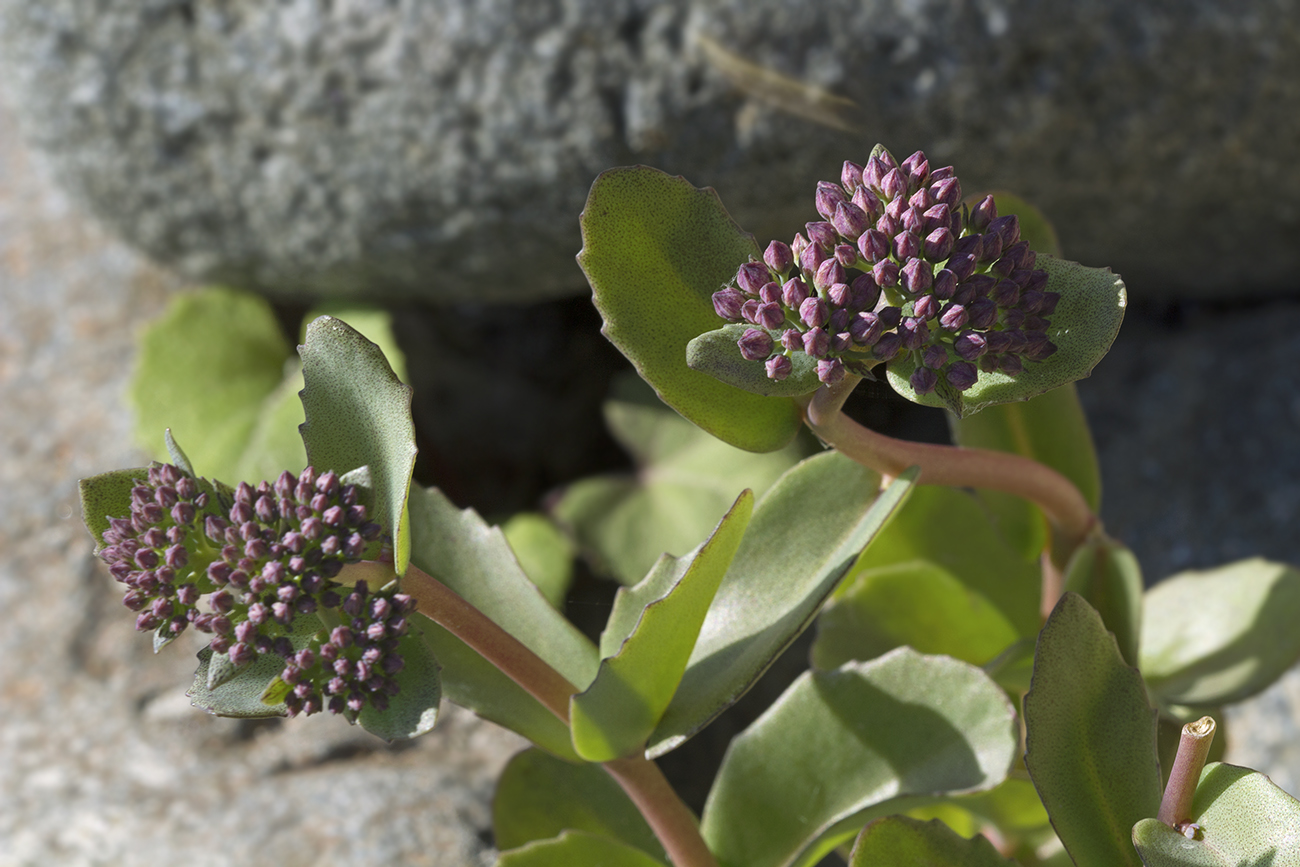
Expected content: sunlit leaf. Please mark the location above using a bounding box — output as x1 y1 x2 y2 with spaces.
686 324 822 397
578 165 802 452
501 513 576 609
849 816 1017 867
189 614 325 718
701 648 1018 867
356 628 440 741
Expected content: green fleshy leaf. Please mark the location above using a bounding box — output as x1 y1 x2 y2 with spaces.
79 468 150 552
888 257 1127 417
501 513 575 609
955 777 1053 838
812 560 1020 670
570 491 753 761
131 287 295 481
849 816 1018 867
646 455 915 757
356 628 441 741
492 748 666 860
1023 593 1161 867
847 485 1042 639
497 831 668 867
701 648 1018 867
299 315 417 575
1140 558 1300 707
578 165 802 453
947 382 1100 561
1132 763 1300 867
302 302 408 383
406 485 598 757
553 376 807 586
982 638 1037 695
1062 533 1143 666
163 428 196 477
685 324 823 397
188 613 326 718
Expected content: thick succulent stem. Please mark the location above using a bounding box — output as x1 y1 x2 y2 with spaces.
800 375 1098 580
392 561 717 867
1158 716 1216 829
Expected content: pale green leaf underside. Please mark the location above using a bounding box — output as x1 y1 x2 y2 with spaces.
686 323 823 397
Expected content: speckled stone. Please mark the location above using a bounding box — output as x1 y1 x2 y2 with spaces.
2 1 1300 303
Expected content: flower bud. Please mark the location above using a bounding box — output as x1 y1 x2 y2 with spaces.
1038 291 1061 315
802 327 831 358
850 273 881 311
878 306 903 328
766 355 793 380
780 329 802 353
850 312 883 345
893 231 921 261
875 213 900 238
834 244 858 268
989 214 1021 248
900 259 933 294
816 181 848 221
833 201 869 240
863 156 890 191
756 302 785 330
923 227 954 261
991 280 1020 308
945 253 977 282
738 328 774 361
740 299 761 324
947 362 979 390
967 298 999 330
901 206 924 235
791 233 810 263
954 330 988 360
913 295 940 321
817 358 846 386
900 150 929 189
969 195 997 232
873 332 902 361
758 281 782 304
880 167 906 201
806 221 838 251
933 268 958 300
898 317 929 350
979 231 1004 263
782 278 810 310
922 344 949 371
998 355 1025 376
1025 339 1059 361
737 261 769 294
799 240 828 274
910 367 938 395
800 296 830 328
764 240 794 275
852 186 882 221
931 176 962 208
841 160 864 191
939 302 970 331
828 282 852 308
872 260 900 288
713 288 745 321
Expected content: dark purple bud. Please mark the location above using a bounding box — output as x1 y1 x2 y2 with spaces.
315 470 340 497
834 244 858 269
321 505 345 527
246 602 269 625
969 195 997 232
228 642 255 667
782 278 810 310
947 362 979 391
243 538 268 561
875 213 900 238
924 227 954 261
802 327 830 358
1025 339 1059 362
321 535 342 557
978 232 1004 264
989 215 1021 248
900 150 929 185
1018 288 1046 315
922 204 951 235
309 492 330 514
736 261 769 294
898 318 930 350
122 590 148 611
880 167 906 201
780 329 802 353
968 298 999 329
901 206 924 236
832 201 869 241
893 231 920 261
998 355 1025 376
800 297 830 328
828 282 852 308
154 485 179 510
331 626 355 649
931 176 962 208
878 306 903 328
908 186 934 212
816 181 848 221
831 331 853 353
851 312 883 345
800 239 828 274
766 355 793 380
954 331 988 361
933 269 958 300
1003 308 1026 330
951 233 983 258
238 521 259 543
990 280 1020 308
910 367 938 395
815 259 846 291
1039 291 1061 315
764 240 794 275
817 358 846 386
755 302 785 330
169 502 195 526
857 229 890 264
920 344 948 370
234 481 255 505
271 602 293 624
162 544 187 570
939 303 970 331
873 333 902 361
945 253 977 282
166 526 186 545
141 527 167 550
841 160 864 191
984 331 1012 354
900 259 933 295
863 156 890 190
275 471 296 500
852 186 882 220
139 502 165 525
806 221 838 251
134 548 159 570
913 295 940 321
131 486 152 508
850 274 881 310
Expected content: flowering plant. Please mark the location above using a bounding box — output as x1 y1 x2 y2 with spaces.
79 146 1300 867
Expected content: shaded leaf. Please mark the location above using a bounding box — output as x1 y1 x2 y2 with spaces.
497 830 667 867
686 324 822 397
570 491 753 761
189 614 326 718
1023 593 1161 867
1132 763 1300 867
701 648 1018 867
849 816 1017 867
647 455 915 757
299 315 417 574
1141 558 1300 706
356 628 441 741
1062 533 1143 666
493 748 666 860
501 513 575 609
847 485 1041 639
888 257 1127 417
554 376 805 585
812 560 1020 670
79 468 149 552
578 165 802 452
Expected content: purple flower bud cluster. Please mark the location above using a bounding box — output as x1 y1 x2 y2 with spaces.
96 463 409 719
711 146 1061 392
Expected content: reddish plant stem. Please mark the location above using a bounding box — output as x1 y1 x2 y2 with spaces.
1158 716 1216 828
800 376 1098 606
389 561 718 867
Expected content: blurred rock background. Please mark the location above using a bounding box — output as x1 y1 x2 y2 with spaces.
3 1 1300 864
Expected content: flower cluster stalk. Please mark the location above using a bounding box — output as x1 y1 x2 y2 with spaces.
394 561 719 867
1157 716 1216 830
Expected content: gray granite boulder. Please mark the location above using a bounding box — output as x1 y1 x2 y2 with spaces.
2 0 1299 303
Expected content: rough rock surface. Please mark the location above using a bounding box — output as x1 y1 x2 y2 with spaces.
2 1 1300 303
0 96 525 867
